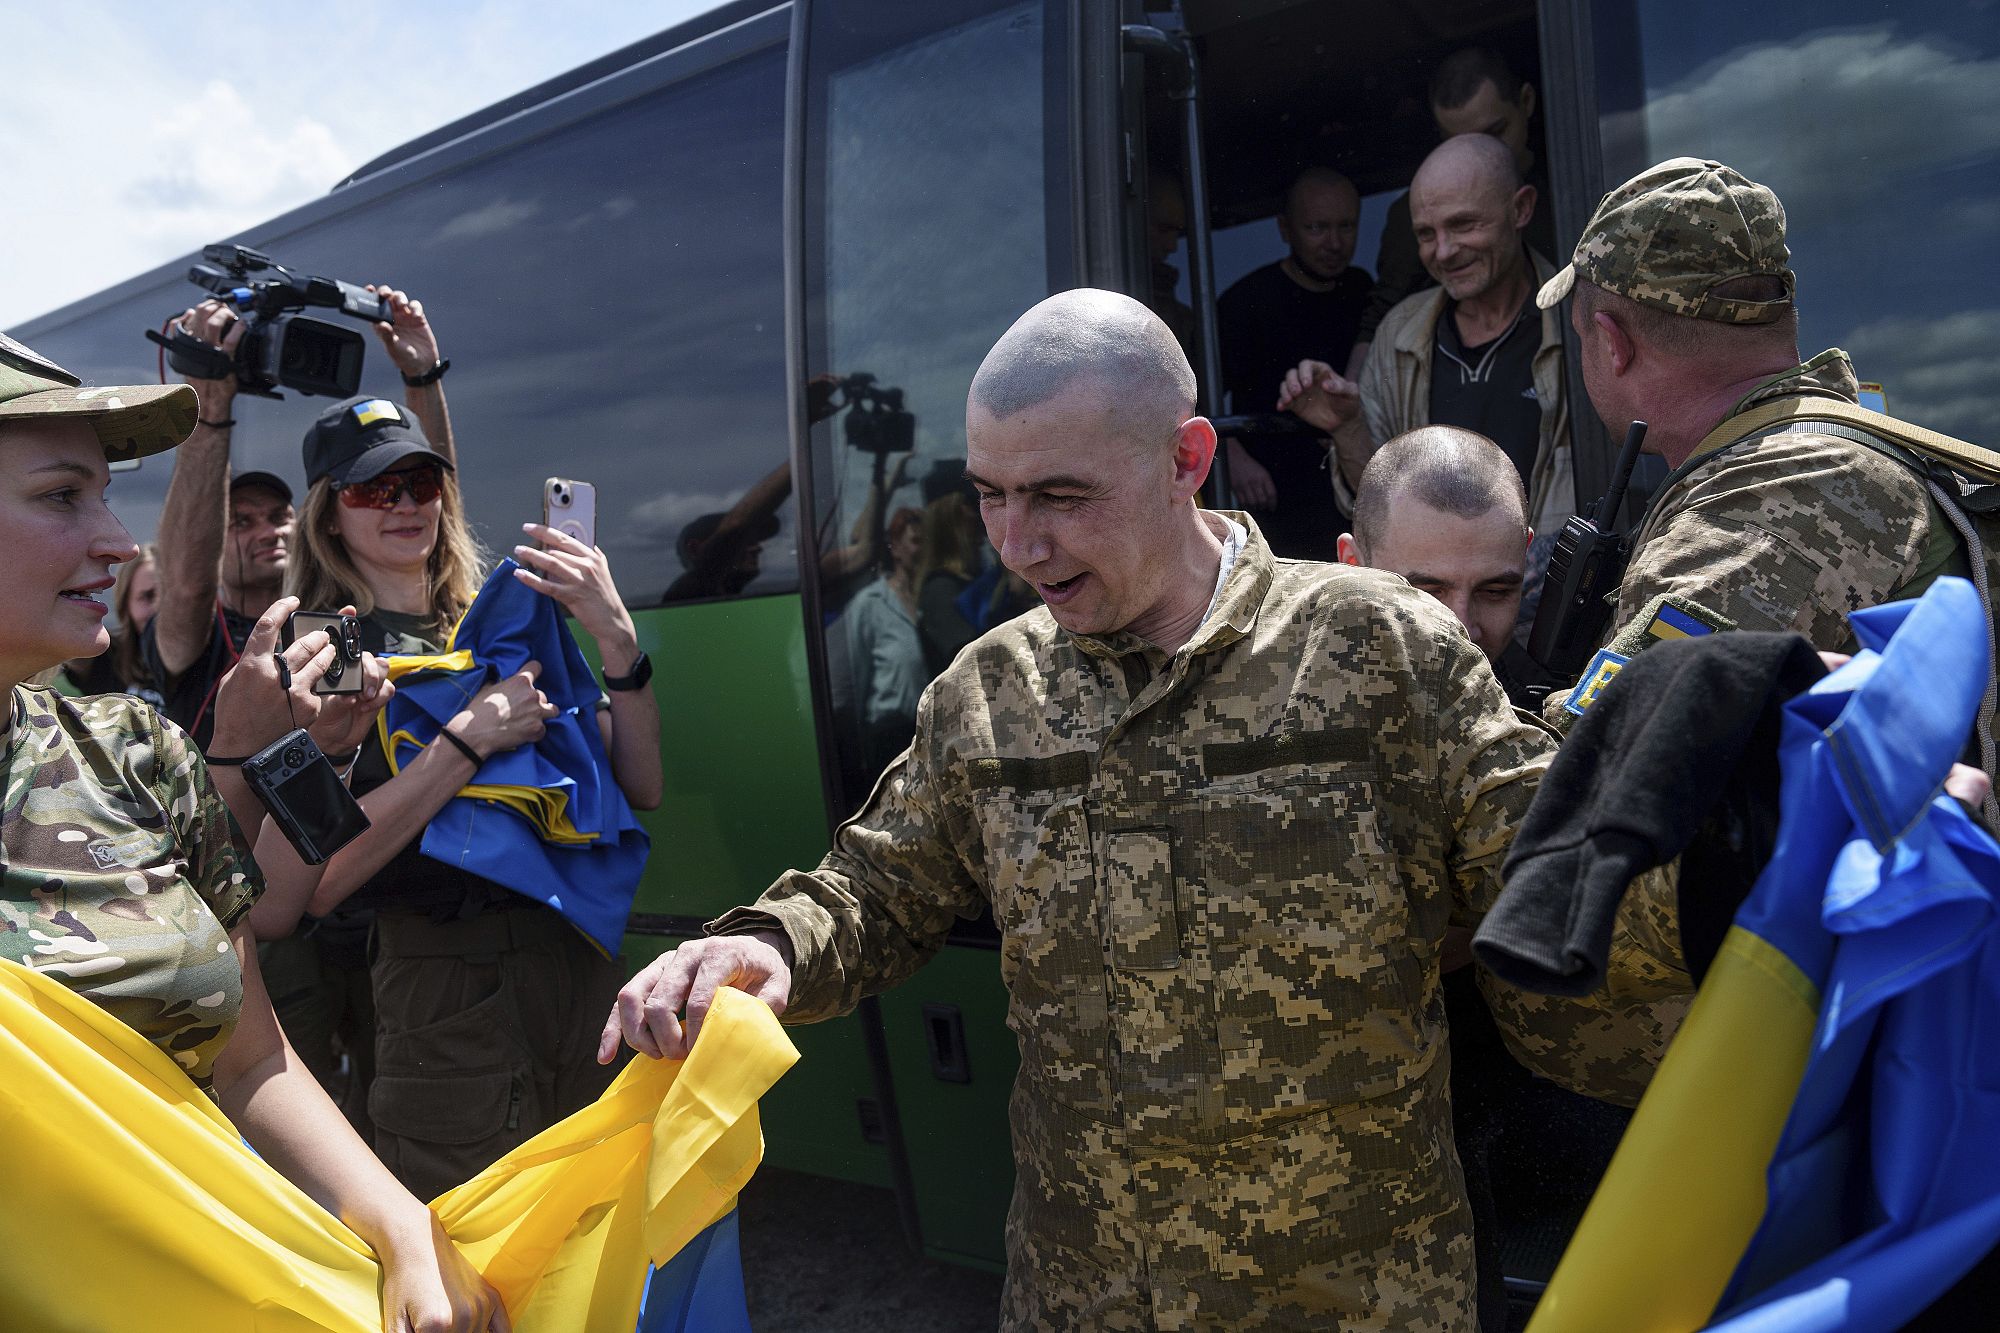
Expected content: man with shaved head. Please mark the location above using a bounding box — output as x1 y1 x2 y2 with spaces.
602 290 1691 1330
1216 166 1371 561
1284 134 1573 641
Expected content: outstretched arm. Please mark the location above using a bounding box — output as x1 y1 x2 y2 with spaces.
367 283 454 467
151 302 242 678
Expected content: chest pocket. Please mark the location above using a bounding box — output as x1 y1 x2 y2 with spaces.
1197 736 1430 1123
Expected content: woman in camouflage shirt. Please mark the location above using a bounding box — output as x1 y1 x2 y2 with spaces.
0 337 508 1333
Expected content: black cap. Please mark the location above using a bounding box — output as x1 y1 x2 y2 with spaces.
303 395 452 489
229 469 294 503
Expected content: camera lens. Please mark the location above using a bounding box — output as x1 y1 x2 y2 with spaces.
283 744 306 769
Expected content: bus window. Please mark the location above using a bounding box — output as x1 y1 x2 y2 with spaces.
1594 0 2000 441
802 0 1074 813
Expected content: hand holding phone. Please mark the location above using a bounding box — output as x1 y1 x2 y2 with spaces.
543 477 597 549
284 611 366 695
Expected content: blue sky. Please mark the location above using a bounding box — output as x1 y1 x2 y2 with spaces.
0 1 716 326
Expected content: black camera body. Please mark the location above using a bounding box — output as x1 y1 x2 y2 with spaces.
839 373 916 455
146 244 389 399
241 728 370 865
284 611 367 695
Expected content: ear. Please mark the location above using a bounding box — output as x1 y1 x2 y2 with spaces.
1590 309 1637 377
1512 183 1537 232
1336 533 1363 566
1172 416 1218 501
1275 211 1295 249
1518 83 1538 120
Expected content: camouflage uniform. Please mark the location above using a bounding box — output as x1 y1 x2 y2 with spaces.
1 687 261 1092
712 522 1687 1330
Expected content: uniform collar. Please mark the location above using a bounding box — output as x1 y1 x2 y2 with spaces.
1728 348 1860 418
1067 511 1275 664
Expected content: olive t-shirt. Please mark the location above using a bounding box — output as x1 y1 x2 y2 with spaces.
0 687 262 1090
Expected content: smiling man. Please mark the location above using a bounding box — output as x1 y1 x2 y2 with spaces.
602 290 1692 1330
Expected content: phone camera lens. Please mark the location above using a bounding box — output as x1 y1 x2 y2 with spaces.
283 745 306 769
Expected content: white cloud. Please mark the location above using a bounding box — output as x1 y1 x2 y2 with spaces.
1605 27 2000 214
1842 307 2000 442
0 1 714 328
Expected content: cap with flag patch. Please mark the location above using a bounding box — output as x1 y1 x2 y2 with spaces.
0 331 197 462
302 393 452 489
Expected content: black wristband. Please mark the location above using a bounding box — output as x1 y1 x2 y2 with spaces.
437 727 484 767
402 358 450 387
205 753 251 766
199 417 236 429
602 650 653 692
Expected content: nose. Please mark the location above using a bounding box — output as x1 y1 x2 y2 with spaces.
1444 592 1480 645
990 499 1048 574
92 511 140 566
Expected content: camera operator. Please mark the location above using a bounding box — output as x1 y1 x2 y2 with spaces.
149 284 447 1137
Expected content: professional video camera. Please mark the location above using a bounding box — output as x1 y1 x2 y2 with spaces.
837 373 915 455
145 244 390 399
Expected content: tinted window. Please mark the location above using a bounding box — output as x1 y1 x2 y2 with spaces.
803 0 1071 810
1595 0 2000 439
19 43 791 608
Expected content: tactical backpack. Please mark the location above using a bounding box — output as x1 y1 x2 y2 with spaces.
1701 397 2000 826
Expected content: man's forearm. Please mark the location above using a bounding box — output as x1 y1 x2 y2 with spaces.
403 381 454 469
151 420 233 675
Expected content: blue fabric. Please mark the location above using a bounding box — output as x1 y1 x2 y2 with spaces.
383 559 649 954
636 1210 752 1333
1707 577 2000 1330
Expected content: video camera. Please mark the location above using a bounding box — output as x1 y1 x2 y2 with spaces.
837 373 915 455
146 244 389 399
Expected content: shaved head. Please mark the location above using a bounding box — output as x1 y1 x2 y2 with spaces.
1283 166 1357 220
1352 425 1525 553
969 289 1196 450
1412 133 1521 212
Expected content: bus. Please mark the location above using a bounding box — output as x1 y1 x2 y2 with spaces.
16 0 1996 1312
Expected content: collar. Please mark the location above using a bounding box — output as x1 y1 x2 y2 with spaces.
1726 348 1860 418
1067 511 1275 664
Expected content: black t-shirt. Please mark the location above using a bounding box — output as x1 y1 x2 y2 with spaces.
141 604 259 753
1217 260 1372 561
1428 297 1543 487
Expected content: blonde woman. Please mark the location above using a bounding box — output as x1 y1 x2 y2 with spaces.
263 384 662 1203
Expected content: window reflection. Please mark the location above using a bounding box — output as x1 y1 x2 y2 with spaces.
1596 2 2000 439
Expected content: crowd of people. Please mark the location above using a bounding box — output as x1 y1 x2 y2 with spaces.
3 34 1995 1333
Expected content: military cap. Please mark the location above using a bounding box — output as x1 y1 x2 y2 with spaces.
1537 157 1795 324
0 331 198 461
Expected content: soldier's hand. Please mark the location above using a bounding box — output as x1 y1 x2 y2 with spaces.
598 932 793 1063
1277 359 1360 433
1225 438 1276 510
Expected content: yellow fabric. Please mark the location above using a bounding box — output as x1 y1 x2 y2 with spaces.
381 648 478 682
381 724 595 846
0 958 797 1332
1527 927 1820 1332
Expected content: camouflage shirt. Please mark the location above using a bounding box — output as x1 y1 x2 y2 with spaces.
713 519 1686 1331
1611 349 1951 652
1 687 261 1091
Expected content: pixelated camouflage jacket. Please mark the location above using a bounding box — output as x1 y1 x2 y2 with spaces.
713 519 1687 1330
1611 349 1958 654
1 687 260 1091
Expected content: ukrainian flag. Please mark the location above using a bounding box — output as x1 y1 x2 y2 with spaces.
1529 577 2000 1332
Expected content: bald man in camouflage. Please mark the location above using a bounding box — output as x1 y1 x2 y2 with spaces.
600 290 1689 1330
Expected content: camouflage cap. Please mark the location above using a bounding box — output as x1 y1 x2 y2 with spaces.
1537 157 1795 324
0 331 197 461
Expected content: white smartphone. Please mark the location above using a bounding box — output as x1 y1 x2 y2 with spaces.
542 477 597 548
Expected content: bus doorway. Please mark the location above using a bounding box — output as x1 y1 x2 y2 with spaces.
1125 2 1623 1324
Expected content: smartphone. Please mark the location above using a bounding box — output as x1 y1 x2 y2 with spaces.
284 611 366 695
543 477 598 549
241 729 371 865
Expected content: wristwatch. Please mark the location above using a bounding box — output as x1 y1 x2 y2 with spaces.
603 650 653 692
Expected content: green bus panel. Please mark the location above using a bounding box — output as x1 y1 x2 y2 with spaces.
602 595 891 1188
878 943 1019 1271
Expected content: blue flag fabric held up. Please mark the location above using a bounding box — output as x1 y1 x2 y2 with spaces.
380 559 649 953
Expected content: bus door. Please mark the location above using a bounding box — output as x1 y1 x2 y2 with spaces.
792 0 1080 1269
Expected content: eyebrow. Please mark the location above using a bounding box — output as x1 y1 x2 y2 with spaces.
28 461 97 481
1404 569 1523 587
962 469 1100 495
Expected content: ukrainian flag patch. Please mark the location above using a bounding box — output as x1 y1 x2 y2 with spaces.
1648 603 1715 641
353 399 402 427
